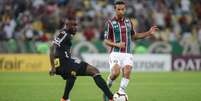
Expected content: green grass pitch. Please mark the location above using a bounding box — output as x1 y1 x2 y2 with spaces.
0 72 201 101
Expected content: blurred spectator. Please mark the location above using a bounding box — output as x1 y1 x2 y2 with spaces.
180 0 191 15
83 26 96 41
0 0 200 55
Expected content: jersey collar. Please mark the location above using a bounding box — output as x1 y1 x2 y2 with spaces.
113 16 125 22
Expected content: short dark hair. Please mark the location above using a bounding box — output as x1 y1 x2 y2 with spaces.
65 16 76 21
64 16 76 24
59 16 76 29
114 0 125 5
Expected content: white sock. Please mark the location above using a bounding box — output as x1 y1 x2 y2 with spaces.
118 77 129 94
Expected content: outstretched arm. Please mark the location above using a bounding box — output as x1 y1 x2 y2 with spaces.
132 26 158 40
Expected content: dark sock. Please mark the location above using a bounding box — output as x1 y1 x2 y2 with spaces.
63 77 76 100
93 75 113 99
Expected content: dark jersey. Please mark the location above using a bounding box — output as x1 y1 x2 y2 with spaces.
52 29 88 79
52 29 73 58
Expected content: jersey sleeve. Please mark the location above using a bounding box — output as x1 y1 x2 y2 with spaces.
53 30 71 47
104 20 113 40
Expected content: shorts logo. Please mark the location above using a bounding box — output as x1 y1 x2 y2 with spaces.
113 60 118 64
74 59 81 64
71 71 76 76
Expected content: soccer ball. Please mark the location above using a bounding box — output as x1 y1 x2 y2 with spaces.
113 92 128 101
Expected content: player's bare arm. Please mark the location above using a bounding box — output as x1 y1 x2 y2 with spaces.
132 26 158 40
104 39 125 48
49 43 56 75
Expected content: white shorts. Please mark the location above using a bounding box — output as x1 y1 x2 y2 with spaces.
109 52 134 71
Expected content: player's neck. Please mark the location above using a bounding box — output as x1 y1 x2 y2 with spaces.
115 16 124 21
63 28 72 34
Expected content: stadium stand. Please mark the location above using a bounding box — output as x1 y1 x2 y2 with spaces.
0 0 200 55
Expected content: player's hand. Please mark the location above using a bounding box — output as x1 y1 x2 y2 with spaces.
49 67 56 76
148 26 159 35
116 42 125 48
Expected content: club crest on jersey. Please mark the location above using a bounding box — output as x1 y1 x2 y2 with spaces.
112 21 117 24
125 19 129 23
125 19 131 28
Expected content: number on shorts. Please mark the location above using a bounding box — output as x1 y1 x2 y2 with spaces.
54 58 60 67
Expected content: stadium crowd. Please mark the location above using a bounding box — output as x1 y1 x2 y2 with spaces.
0 0 201 55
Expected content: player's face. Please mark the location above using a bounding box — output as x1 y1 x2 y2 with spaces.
65 19 77 35
115 4 126 19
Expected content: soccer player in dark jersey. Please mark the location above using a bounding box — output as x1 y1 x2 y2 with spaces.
103 0 158 100
49 16 113 101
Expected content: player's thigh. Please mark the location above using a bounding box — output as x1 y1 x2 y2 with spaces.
122 53 134 69
67 58 88 76
84 64 100 76
67 57 101 77
53 57 71 79
109 52 121 72
56 57 87 79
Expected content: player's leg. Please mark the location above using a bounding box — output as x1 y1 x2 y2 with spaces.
84 64 114 100
67 58 113 100
118 65 132 94
107 64 121 87
50 58 76 101
118 54 133 94
60 77 76 101
107 53 121 87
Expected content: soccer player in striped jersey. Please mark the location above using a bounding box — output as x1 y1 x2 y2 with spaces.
104 0 158 98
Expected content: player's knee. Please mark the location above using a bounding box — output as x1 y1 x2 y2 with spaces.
114 70 120 77
86 65 100 77
111 67 120 78
124 74 130 79
93 67 100 74
123 65 132 79
91 68 100 77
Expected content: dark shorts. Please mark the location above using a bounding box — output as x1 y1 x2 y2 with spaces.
54 57 88 79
